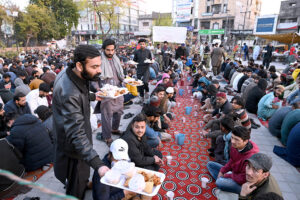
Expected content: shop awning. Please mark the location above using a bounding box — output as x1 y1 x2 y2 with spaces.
255 32 300 44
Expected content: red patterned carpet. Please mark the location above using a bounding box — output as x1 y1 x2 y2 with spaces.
153 83 218 200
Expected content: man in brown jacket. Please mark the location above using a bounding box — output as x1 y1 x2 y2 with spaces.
211 43 226 76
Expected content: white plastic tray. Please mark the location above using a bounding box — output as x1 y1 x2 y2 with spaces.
100 167 166 196
96 89 129 99
123 79 144 86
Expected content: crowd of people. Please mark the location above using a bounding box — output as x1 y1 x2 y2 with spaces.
0 38 299 200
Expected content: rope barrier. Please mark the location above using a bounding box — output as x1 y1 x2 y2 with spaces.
0 169 78 200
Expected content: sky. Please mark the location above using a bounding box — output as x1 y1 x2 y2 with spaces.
10 0 283 15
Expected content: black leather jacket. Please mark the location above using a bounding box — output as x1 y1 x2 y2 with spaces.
52 67 103 182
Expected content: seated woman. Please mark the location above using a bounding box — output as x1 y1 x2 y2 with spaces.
273 122 300 167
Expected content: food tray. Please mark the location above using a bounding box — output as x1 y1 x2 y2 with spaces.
96 88 129 99
144 59 154 64
100 167 165 196
123 79 144 86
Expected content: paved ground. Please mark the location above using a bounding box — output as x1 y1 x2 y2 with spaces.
16 60 300 200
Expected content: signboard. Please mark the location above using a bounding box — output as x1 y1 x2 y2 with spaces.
186 26 194 31
230 30 253 35
253 15 278 35
198 29 225 35
153 26 187 44
176 0 192 22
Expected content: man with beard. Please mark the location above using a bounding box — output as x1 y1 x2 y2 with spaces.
257 85 285 121
52 45 109 198
239 153 282 199
211 43 226 76
98 39 124 146
133 39 152 103
26 82 49 116
4 93 31 116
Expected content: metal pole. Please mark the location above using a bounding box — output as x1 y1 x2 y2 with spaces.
117 13 120 42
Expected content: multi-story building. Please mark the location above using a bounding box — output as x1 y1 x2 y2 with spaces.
71 0 146 43
172 0 261 42
137 12 172 37
277 0 300 34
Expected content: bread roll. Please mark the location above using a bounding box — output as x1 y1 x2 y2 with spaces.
143 181 154 194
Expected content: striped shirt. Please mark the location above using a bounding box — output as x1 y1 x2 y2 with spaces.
234 109 251 130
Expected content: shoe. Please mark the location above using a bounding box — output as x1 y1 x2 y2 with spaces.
86 181 93 190
111 130 122 135
208 148 214 152
124 101 133 106
251 123 259 129
250 118 261 127
96 132 102 141
123 113 134 119
105 138 113 147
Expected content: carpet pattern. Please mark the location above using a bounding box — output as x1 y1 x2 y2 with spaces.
154 80 217 200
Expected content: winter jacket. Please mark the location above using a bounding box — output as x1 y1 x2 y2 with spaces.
26 89 49 115
280 109 300 146
4 99 31 116
0 89 13 104
287 89 300 105
268 106 292 137
220 141 259 185
237 75 249 93
7 114 53 171
257 92 281 121
14 78 31 96
245 79 268 114
121 128 156 168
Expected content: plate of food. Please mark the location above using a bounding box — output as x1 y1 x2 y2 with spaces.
144 59 154 64
96 84 129 99
101 162 165 197
123 78 143 86
127 60 139 65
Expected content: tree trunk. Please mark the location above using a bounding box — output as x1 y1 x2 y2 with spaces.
25 36 31 51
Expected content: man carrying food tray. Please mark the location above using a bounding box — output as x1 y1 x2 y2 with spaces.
52 45 109 199
99 39 125 146
133 39 153 104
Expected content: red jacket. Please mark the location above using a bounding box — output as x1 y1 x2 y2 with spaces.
220 141 259 185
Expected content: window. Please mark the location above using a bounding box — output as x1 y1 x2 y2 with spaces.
223 4 227 13
201 21 210 29
290 3 296 6
143 22 149 26
206 6 210 12
212 4 221 14
81 24 83 30
280 18 297 23
213 22 219 29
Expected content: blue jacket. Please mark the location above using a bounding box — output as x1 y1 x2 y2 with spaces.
268 106 292 137
146 124 161 139
287 89 300 105
7 114 53 171
4 99 31 116
257 92 281 120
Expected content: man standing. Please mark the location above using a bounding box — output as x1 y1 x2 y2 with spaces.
161 41 171 70
203 42 211 69
133 39 152 103
243 43 249 61
52 45 109 198
263 43 274 69
99 39 125 146
211 43 226 76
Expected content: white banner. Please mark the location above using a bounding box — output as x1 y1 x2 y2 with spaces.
153 26 187 44
176 0 192 22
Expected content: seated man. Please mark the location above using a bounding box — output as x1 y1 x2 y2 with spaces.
239 153 282 199
286 73 300 105
122 114 163 171
26 82 50 116
4 93 31 116
257 85 285 121
268 105 293 138
207 126 259 194
92 139 135 200
144 105 171 148
280 106 300 145
274 122 300 167
231 96 251 131
211 116 234 165
7 114 54 171
245 79 268 114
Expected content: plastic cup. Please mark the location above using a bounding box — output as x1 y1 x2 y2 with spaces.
201 177 209 188
182 117 186 123
166 155 172 165
200 131 204 139
194 105 198 109
177 133 185 145
166 191 175 200
178 102 181 107
199 121 204 127
194 111 198 117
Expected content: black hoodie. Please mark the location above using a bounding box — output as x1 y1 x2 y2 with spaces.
245 79 268 114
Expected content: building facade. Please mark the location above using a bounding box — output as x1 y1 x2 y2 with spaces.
277 0 300 34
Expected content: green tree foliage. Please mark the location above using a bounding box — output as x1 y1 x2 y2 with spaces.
90 0 128 40
30 0 80 38
154 15 173 27
16 4 59 47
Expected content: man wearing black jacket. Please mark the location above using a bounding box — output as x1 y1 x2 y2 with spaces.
52 45 109 198
122 113 163 171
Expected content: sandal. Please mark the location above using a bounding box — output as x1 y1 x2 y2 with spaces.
111 130 122 135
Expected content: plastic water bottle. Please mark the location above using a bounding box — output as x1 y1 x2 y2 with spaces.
200 131 204 139
182 117 186 123
194 111 198 117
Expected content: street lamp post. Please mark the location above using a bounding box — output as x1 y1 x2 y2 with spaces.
114 6 120 43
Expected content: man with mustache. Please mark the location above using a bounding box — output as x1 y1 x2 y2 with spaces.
122 113 163 171
26 82 50 116
239 153 282 199
52 45 109 199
